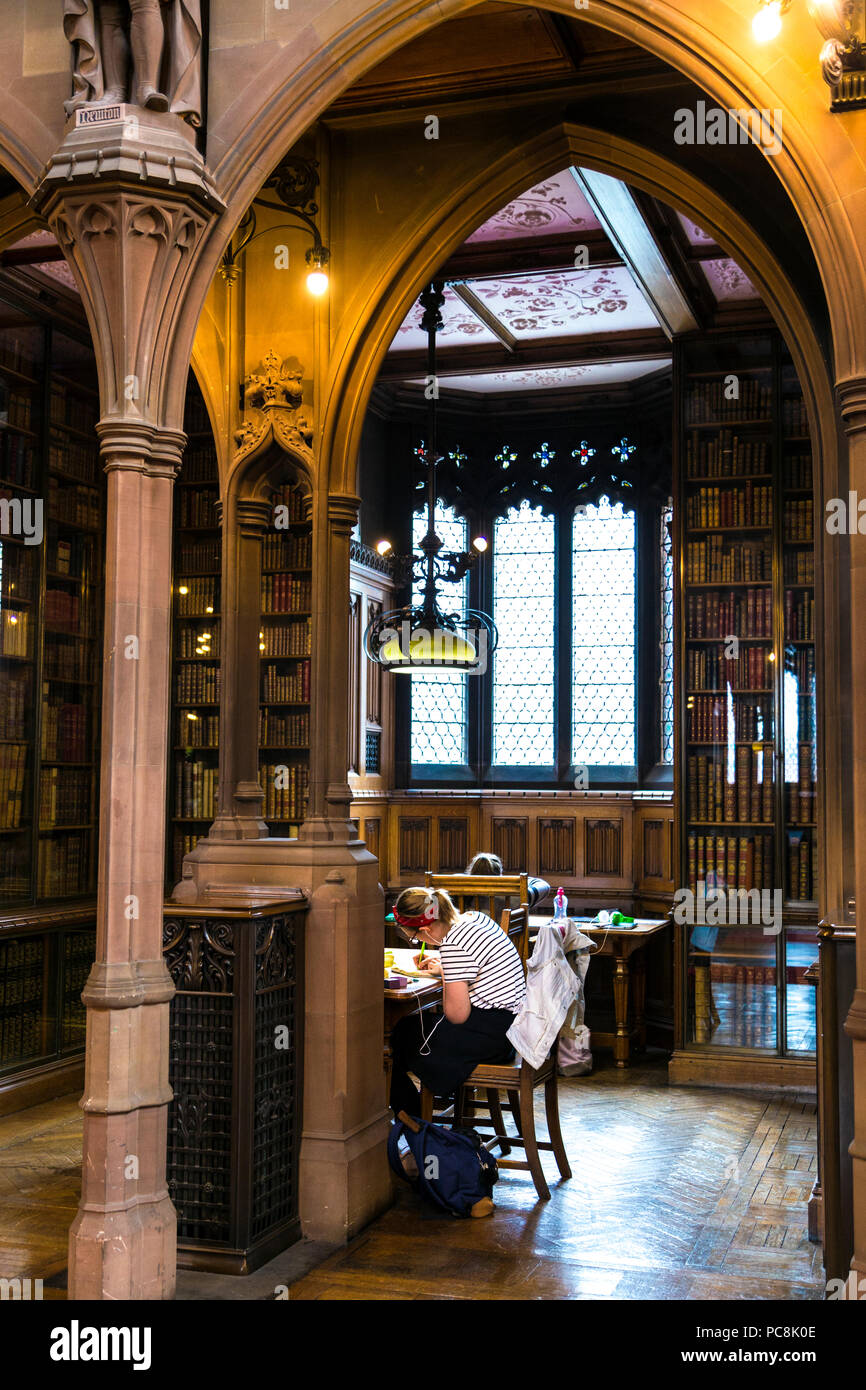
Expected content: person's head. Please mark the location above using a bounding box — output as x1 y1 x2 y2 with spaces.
393 886 458 943
466 852 503 877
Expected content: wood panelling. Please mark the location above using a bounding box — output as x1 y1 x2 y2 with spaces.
437 817 469 872
586 819 623 877
363 817 380 862
539 818 575 877
643 819 665 880
398 817 430 874
493 818 528 872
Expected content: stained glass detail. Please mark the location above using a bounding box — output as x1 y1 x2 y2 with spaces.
573 441 596 468
611 437 637 465
495 446 518 472
492 502 556 766
447 446 468 469
409 502 468 765
660 502 674 765
572 496 636 767
532 442 555 469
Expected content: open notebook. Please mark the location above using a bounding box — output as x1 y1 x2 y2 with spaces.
389 947 440 979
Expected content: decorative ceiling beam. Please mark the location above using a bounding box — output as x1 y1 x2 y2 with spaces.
569 167 699 338
449 281 516 352
381 327 672 381
439 230 620 281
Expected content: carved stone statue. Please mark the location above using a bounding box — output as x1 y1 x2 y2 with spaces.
63 0 203 126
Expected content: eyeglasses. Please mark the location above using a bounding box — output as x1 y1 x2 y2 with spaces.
394 923 421 945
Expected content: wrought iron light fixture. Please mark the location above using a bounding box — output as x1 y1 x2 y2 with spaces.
364 282 498 675
219 154 331 293
752 0 866 109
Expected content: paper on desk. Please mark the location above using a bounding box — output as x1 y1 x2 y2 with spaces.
390 947 439 978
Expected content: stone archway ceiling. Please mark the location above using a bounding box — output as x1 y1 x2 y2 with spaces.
386 166 762 398
0 227 78 293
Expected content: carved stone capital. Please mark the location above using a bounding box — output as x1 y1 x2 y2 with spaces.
33 129 222 436
837 376 866 436
328 493 361 536
97 419 186 475
235 497 273 538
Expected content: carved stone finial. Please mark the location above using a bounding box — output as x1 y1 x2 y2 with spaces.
233 354 314 465
243 351 305 412
63 0 203 127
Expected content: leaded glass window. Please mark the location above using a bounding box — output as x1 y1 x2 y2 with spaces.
409 502 468 765
660 501 674 765
572 496 636 768
492 501 556 766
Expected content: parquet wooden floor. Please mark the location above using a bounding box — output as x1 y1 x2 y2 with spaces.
0 1054 823 1301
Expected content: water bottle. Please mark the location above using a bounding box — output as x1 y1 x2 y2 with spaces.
553 887 568 933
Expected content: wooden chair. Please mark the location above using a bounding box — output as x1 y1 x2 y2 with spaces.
424 871 531 963
419 903 572 1201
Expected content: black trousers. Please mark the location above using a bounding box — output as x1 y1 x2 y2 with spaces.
389 1004 516 1118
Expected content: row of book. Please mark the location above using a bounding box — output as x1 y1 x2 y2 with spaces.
176 625 220 659
44 588 81 632
50 385 97 436
788 749 816 824
177 711 219 747
51 536 91 579
686 377 772 423
176 577 217 616
271 484 307 524
260 619 311 658
687 693 772 743
686 643 773 692
684 432 769 478
1 547 36 601
258 709 310 746
179 443 216 481
0 743 27 829
694 964 776 1046
787 829 817 901
784 590 814 640
1 433 35 488
48 477 101 529
178 538 220 573
262 533 312 570
177 487 219 528
0 670 30 738
0 338 38 376
783 550 815 585
688 747 775 824
784 453 812 490
687 831 775 892
171 831 205 884
261 660 311 704
41 697 88 762
686 536 772 584
786 649 817 741
37 831 89 897
1 608 31 658
782 397 808 437
43 643 93 682
5 389 34 431
686 589 772 638
39 767 91 827
261 574 312 613
175 663 220 704
784 499 813 541
49 433 98 485
687 483 773 530
0 841 30 901
174 758 218 819
259 761 309 821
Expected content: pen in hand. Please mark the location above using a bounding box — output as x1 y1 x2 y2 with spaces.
418 941 426 968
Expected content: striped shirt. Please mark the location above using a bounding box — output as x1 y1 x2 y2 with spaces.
439 910 526 1013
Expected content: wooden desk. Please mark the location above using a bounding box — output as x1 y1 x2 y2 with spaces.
384 977 442 1100
530 914 669 1068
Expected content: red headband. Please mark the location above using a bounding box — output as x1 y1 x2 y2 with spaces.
393 897 439 929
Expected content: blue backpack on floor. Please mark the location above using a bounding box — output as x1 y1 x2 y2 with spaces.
388 1111 498 1218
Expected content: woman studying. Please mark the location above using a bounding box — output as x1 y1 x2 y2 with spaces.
389 886 526 1118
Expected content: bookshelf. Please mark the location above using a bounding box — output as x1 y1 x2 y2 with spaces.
168 377 221 887
675 329 819 1066
0 300 104 909
259 480 311 837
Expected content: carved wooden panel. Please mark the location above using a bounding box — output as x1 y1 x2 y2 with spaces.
585 819 622 876
492 818 528 873
399 817 430 874
364 817 381 862
643 819 665 880
538 818 575 877
438 817 469 873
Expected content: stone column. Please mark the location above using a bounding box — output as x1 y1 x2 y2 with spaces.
840 377 866 1294
210 495 271 839
33 111 222 1299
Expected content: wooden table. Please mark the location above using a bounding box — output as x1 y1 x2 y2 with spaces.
530 914 669 1068
383 976 442 1100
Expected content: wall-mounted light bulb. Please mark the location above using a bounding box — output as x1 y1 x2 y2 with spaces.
306 246 330 297
472 536 488 553
376 539 393 556
178 585 189 595
753 0 783 41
